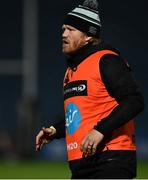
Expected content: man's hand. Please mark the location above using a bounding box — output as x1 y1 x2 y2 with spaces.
36 126 56 151
80 129 104 157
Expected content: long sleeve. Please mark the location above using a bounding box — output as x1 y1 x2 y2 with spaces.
94 54 144 135
53 119 66 139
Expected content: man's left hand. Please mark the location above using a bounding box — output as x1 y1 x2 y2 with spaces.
80 129 104 157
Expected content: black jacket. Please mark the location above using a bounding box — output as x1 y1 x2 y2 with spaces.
53 41 144 138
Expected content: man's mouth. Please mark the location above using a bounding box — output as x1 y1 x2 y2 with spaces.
63 39 69 45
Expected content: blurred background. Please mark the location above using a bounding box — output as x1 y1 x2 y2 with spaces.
0 0 147 178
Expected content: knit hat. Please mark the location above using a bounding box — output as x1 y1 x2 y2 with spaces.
64 0 101 38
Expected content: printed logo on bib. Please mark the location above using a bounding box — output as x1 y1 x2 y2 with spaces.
64 80 87 100
66 102 81 135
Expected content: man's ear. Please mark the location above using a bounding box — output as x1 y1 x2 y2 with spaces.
85 36 93 43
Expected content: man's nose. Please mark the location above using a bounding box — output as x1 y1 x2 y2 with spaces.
62 29 69 37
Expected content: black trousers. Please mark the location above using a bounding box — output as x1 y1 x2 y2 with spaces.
69 150 136 179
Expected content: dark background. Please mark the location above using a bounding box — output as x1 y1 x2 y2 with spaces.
0 0 147 161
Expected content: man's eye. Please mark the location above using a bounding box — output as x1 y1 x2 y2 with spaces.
69 28 75 31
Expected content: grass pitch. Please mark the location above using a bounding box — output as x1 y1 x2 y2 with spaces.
0 160 147 179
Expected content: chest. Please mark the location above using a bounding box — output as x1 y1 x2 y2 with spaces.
63 57 106 100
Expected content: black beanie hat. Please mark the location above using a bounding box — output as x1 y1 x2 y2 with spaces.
64 0 101 38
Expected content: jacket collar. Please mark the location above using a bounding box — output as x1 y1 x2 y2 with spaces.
66 40 120 69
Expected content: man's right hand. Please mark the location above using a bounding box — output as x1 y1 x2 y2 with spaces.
36 126 56 151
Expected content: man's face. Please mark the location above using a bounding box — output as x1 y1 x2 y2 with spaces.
62 24 89 54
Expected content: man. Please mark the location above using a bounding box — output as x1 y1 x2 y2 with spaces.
36 0 144 178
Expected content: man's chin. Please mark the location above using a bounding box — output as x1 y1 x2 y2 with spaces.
62 47 78 55
62 48 71 54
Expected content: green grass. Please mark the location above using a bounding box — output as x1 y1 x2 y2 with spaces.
0 160 147 179
137 161 148 179
0 161 71 179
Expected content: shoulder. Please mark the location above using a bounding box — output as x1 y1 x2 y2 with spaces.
99 53 132 72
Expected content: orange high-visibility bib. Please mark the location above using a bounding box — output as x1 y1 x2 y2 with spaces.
63 50 136 161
